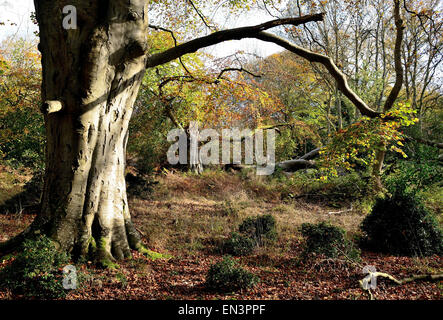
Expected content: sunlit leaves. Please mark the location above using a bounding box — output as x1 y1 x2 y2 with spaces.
317 103 419 179
0 38 44 168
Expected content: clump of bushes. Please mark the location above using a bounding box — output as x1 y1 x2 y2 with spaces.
360 191 443 256
384 144 442 196
238 214 277 245
0 235 70 299
222 232 255 256
301 222 360 260
205 256 258 292
222 214 277 256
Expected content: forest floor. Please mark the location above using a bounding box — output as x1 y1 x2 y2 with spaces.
0 166 441 300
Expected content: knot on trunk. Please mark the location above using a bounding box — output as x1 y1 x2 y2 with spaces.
42 100 64 114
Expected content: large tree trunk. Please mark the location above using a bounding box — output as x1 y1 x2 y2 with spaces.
30 0 149 262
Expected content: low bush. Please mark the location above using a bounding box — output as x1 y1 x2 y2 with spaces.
222 232 255 256
360 191 443 256
0 235 70 299
238 214 277 246
205 256 258 292
301 222 360 259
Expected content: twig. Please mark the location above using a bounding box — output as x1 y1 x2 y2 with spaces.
187 0 217 31
135 227 149 241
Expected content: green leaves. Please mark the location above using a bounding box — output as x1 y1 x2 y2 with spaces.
317 102 419 179
0 38 44 169
205 256 259 292
0 235 70 299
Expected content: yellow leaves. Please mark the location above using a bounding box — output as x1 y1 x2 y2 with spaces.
390 145 408 158
317 100 418 179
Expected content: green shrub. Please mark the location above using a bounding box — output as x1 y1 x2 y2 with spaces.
361 191 443 256
384 153 442 197
205 256 258 292
223 232 255 256
238 214 277 245
0 235 70 299
301 222 360 259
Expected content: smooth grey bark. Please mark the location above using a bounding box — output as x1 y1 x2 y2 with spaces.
27 0 150 262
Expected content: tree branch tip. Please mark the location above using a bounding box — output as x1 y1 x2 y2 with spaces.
42 100 64 114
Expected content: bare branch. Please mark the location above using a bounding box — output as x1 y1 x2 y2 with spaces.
254 32 380 118
146 14 325 68
216 67 262 79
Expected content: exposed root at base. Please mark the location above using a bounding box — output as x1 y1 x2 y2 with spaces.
96 256 121 270
136 243 172 260
0 227 40 258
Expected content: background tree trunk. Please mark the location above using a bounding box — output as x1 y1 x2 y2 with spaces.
32 0 149 262
371 0 404 191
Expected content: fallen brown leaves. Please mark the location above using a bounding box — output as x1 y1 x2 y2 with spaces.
0 170 441 301
0 213 441 300
58 249 441 301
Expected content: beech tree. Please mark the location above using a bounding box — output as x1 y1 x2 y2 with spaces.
0 0 404 263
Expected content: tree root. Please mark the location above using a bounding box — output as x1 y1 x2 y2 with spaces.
135 243 172 260
0 226 38 258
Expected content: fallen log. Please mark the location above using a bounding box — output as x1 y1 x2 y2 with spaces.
299 148 321 160
277 159 317 171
